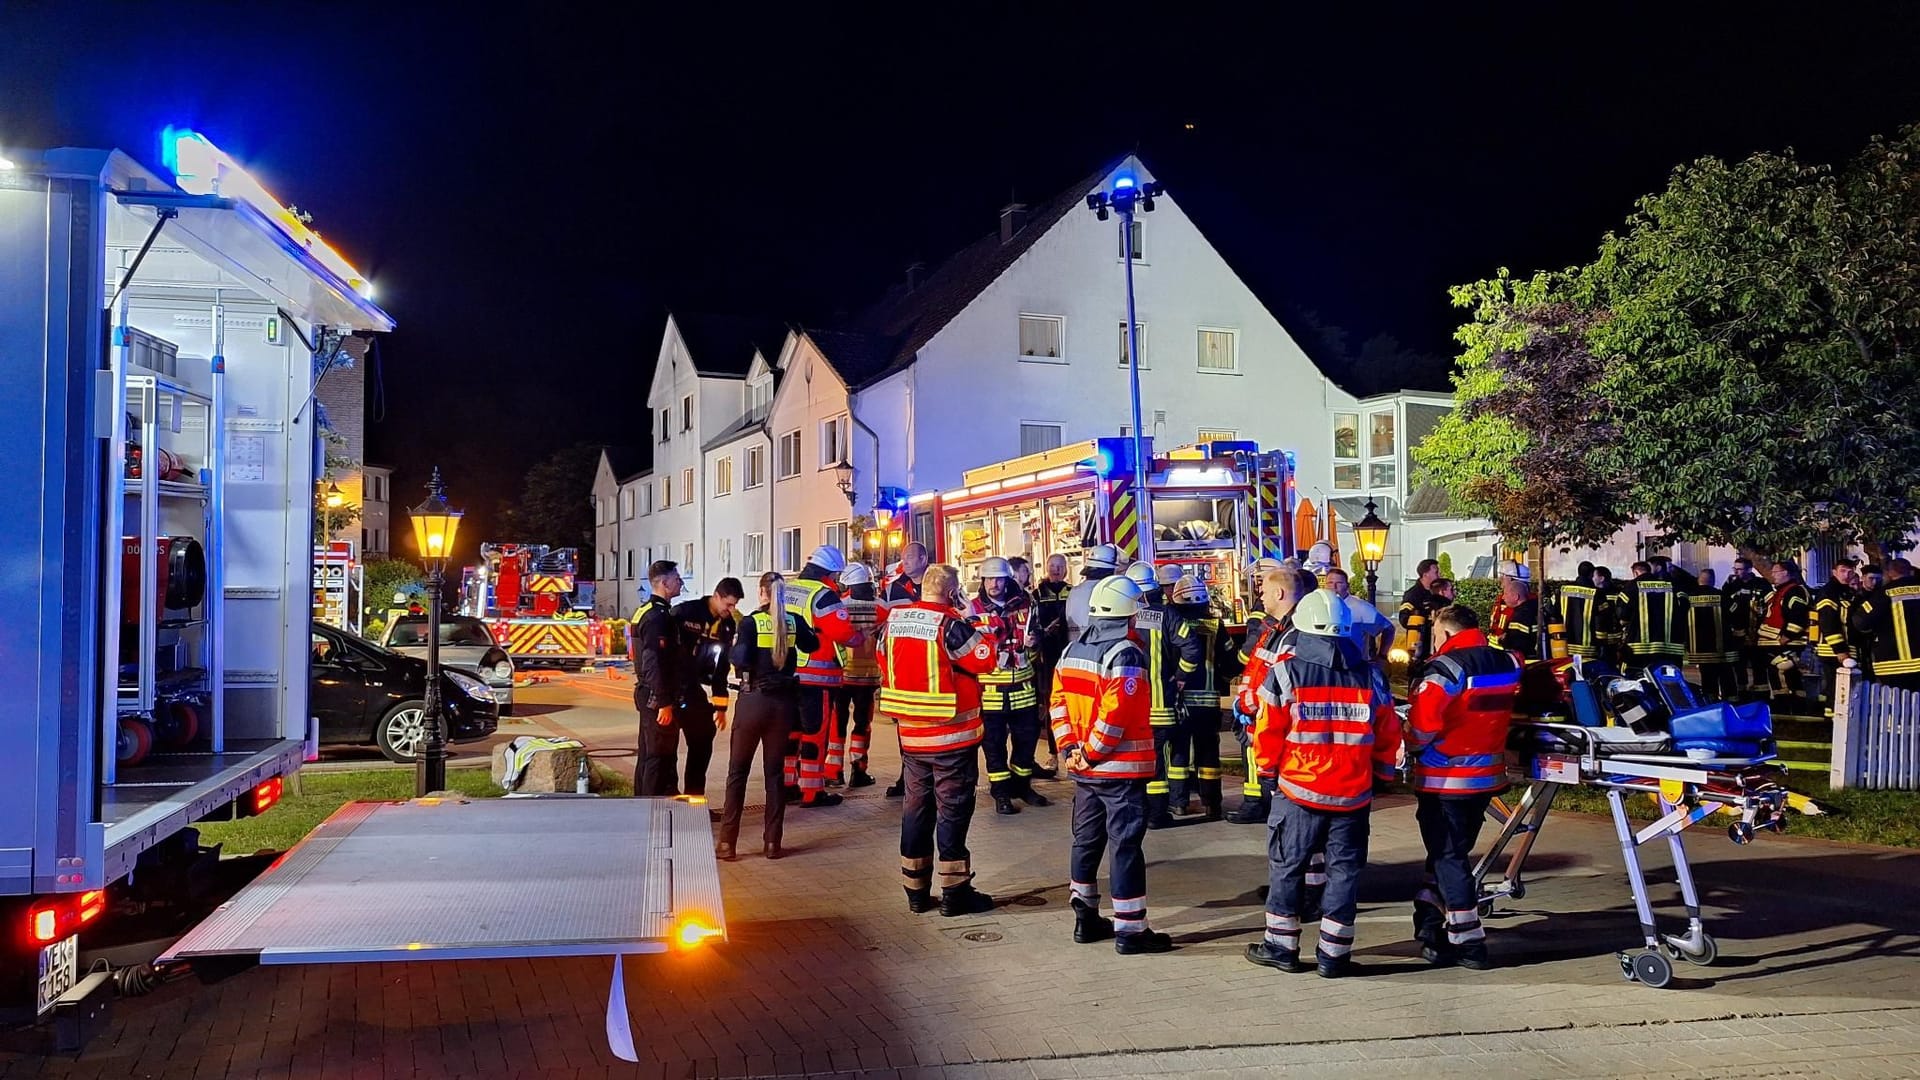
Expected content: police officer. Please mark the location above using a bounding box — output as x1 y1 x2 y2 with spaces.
632 560 689 797
1126 561 1202 829
717 573 820 861
669 576 745 797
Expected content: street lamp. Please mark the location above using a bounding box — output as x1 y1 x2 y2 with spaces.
1085 170 1164 562
1354 498 1390 607
407 467 464 796
321 481 345 544
833 461 856 506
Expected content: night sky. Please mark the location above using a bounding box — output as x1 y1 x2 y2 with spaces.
6 5 1918 543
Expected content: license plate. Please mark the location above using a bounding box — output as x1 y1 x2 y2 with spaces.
36 934 77 1016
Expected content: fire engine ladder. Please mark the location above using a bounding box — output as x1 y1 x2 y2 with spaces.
1242 451 1289 564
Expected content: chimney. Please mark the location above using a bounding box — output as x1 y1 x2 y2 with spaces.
999 203 1029 244
905 262 926 291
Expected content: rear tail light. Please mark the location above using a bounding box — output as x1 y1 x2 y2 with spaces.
249 777 284 816
26 889 107 945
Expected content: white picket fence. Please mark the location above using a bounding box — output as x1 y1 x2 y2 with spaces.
1831 665 1920 790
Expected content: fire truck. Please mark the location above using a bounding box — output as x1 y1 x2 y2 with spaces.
912 438 1298 626
461 543 598 668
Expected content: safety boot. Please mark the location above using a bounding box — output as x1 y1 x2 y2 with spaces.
1021 789 1051 808
994 796 1020 815
940 885 995 917
905 888 936 914
1226 799 1269 825
1071 899 1113 944
849 768 876 788
1243 941 1308 973
1456 944 1493 971
1115 929 1174 955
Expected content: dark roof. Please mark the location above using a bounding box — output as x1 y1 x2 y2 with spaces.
838 157 1128 388
702 410 770 452
672 312 789 378
603 445 650 482
803 328 905 389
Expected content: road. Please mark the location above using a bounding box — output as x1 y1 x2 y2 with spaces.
6 671 1920 1079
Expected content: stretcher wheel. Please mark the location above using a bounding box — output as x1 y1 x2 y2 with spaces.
154 701 200 748
1728 822 1756 845
1631 950 1675 988
116 717 154 766
1507 881 1527 901
1477 899 1496 919
1666 933 1718 966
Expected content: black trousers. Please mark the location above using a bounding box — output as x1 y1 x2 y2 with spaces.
1819 657 1847 718
679 696 718 796
1412 793 1491 950
1069 777 1149 933
899 747 979 896
1033 661 1059 755
832 685 876 773
1266 798 1368 963
1696 663 1739 702
720 690 794 848
636 708 681 798
1183 706 1224 810
980 704 1038 798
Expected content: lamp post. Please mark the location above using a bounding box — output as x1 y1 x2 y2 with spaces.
1085 171 1164 562
1354 498 1391 607
407 467 464 796
322 482 344 545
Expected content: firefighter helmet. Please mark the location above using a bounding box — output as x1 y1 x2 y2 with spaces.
1083 544 1120 573
1499 559 1531 582
1124 562 1159 590
1171 575 1210 606
1303 541 1336 574
979 556 1012 579
1156 563 1184 586
807 545 848 573
1292 589 1353 637
1089 576 1143 618
841 562 873 586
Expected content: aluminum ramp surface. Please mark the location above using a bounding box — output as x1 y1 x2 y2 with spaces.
160 796 723 964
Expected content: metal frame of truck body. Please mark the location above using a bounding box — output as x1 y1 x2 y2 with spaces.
0 145 392 901
913 439 1297 626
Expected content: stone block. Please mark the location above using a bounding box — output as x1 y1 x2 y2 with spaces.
490 741 585 792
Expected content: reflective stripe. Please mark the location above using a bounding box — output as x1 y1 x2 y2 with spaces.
1287 728 1375 746
1279 776 1370 810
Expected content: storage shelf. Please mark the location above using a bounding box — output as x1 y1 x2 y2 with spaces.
127 365 212 407
123 480 212 501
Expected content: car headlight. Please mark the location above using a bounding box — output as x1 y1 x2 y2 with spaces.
446 670 493 703
493 659 513 681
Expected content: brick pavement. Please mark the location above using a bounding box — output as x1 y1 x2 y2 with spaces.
5 675 1919 1079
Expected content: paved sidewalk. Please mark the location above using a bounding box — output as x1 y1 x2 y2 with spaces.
7 674 1918 1079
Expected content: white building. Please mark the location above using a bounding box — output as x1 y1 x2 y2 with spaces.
590 446 652 618
600 155 1491 600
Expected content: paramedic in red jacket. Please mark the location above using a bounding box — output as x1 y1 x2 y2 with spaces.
1051 576 1173 955
1404 604 1522 970
879 564 1000 917
1244 589 1400 979
783 546 862 808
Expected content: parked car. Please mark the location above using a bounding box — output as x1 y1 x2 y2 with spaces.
379 614 515 714
311 622 500 762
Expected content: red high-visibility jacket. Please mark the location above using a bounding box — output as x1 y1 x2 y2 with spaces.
1404 629 1521 797
877 601 996 754
1050 627 1155 780
1234 614 1289 718
1255 631 1400 812
785 574 858 687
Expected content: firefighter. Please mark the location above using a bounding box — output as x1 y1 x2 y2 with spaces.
1052 575 1173 955
1229 562 1305 826
669 576 745 798
1397 558 1443 675
1171 573 1236 820
1494 563 1542 660
1684 586 1739 701
1758 559 1813 708
882 543 930 798
1855 565 1884 676
1404 604 1521 970
1852 558 1920 691
1126 561 1203 830
1243 589 1400 979
1722 558 1769 693
1031 553 1074 772
1558 573 1604 662
834 563 882 788
716 573 821 861
880 563 999 916
1065 544 1121 638
632 560 690 797
783 546 863 808
970 557 1049 815
1623 561 1685 668
1813 558 1859 719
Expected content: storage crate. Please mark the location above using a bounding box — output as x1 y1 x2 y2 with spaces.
125 326 178 377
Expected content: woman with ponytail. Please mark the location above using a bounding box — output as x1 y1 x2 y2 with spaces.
718 572 819 860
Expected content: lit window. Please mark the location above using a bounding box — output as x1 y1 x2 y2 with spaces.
1018 314 1064 360
1370 462 1397 490
714 456 733 496
1334 464 1361 492
777 431 801 480
777 527 802 572
663 475 673 507
1197 328 1237 372
1369 412 1396 459
682 467 694 502
821 415 849 468
824 521 850 556
746 445 767 488
744 532 766 573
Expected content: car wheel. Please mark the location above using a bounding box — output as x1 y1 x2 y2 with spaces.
376 700 428 763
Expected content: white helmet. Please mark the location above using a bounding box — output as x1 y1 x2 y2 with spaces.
1084 544 1120 572
841 563 872 586
1249 557 1286 578
1499 559 1531 582
979 556 1012 579
1124 562 1159 590
1089 576 1143 618
1155 563 1184 587
1303 541 1336 574
1292 589 1353 637
807 545 848 573
1171 575 1210 606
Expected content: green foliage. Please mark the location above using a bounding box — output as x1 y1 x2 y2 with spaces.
314 429 361 543
498 443 604 552
1450 578 1499 625
363 557 426 637
1437 552 1455 580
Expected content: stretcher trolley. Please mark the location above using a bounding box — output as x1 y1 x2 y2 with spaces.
1471 661 1794 989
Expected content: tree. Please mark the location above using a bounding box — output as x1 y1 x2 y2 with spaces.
498 443 604 552
1580 125 1920 557
364 556 425 607
314 429 361 543
1412 271 1632 583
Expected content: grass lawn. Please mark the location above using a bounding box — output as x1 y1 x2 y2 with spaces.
1542 772 1920 849
196 763 634 855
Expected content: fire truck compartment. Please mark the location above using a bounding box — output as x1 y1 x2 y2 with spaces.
159 797 724 965
102 739 302 881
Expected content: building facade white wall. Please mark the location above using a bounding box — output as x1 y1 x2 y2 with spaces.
645 317 750 596
767 334 868 573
